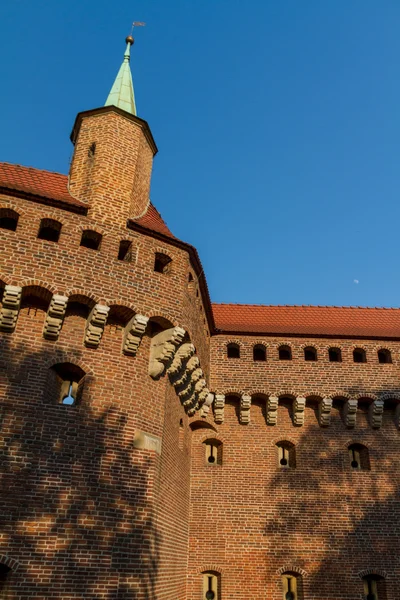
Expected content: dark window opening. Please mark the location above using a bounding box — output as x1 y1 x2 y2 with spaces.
276 441 296 469
38 218 62 242
227 343 240 359
363 574 386 600
348 443 370 470
304 346 317 361
329 347 342 362
0 208 19 231
80 229 102 250
188 272 194 283
281 573 302 600
204 439 223 465
279 345 292 360
118 240 132 262
378 349 392 364
253 345 266 361
353 348 367 363
0 563 11 593
154 252 172 274
49 363 86 406
88 142 96 157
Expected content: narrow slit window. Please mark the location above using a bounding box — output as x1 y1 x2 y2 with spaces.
227 343 240 359
118 240 132 262
279 345 292 360
329 347 342 362
281 573 302 600
202 572 219 600
48 363 86 406
348 443 370 470
154 252 172 274
353 348 366 363
378 349 392 364
304 346 317 361
0 208 19 231
363 574 386 600
253 345 266 361
38 218 62 242
204 439 222 465
276 441 296 469
80 229 102 250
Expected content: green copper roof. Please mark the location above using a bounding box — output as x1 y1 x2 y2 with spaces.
105 39 137 116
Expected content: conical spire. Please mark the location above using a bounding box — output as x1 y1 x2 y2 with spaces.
105 36 137 116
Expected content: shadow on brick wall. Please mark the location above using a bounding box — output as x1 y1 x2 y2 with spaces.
0 336 160 600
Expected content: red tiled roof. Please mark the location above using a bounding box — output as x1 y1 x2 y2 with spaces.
212 303 400 338
0 162 174 236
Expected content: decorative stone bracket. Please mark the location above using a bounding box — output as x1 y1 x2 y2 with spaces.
344 399 358 428
240 394 251 424
149 326 185 378
318 397 332 427
123 314 149 355
0 285 22 332
293 397 306 426
85 304 110 348
214 394 225 424
201 393 214 417
267 396 279 425
43 294 68 340
369 399 384 429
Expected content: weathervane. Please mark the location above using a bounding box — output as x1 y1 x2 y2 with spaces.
126 21 145 46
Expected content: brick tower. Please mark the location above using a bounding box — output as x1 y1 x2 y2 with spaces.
0 32 400 600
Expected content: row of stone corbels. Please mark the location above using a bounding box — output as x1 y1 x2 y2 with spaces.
148 328 212 416
0 285 149 353
212 394 391 429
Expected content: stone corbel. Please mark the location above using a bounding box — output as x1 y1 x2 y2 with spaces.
267 396 279 425
344 399 358 428
0 285 22 332
198 387 209 406
318 397 332 427
123 314 149 356
293 397 306 426
167 343 196 379
85 304 110 348
369 399 384 429
201 393 214 417
214 394 225 424
171 354 199 388
149 326 185 379
43 294 68 340
240 394 251 425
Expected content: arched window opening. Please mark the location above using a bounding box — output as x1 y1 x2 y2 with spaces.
378 349 392 364
362 574 386 600
348 443 370 471
253 344 266 361
202 571 219 600
281 573 302 600
227 343 240 359
279 345 292 360
0 563 11 594
118 240 133 262
80 229 102 250
0 208 19 231
154 252 172 274
38 218 62 242
304 346 317 361
276 441 296 469
353 348 367 363
204 439 223 465
48 363 86 406
329 347 342 362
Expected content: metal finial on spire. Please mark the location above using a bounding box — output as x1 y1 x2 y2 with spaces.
105 24 145 116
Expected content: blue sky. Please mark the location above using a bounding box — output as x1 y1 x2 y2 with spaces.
1 1 400 307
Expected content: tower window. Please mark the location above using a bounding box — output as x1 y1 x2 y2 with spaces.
88 142 96 157
348 443 370 470
276 441 296 469
279 345 292 360
353 348 367 363
38 218 62 242
304 346 317 361
227 343 240 359
281 573 302 600
48 363 86 406
202 571 219 600
253 344 266 361
204 439 223 465
118 240 132 262
0 208 19 231
0 563 11 594
329 347 342 362
154 252 172 274
80 229 102 250
378 349 392 364
362 574 386 600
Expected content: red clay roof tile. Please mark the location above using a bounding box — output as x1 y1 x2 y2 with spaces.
212 303 400 338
